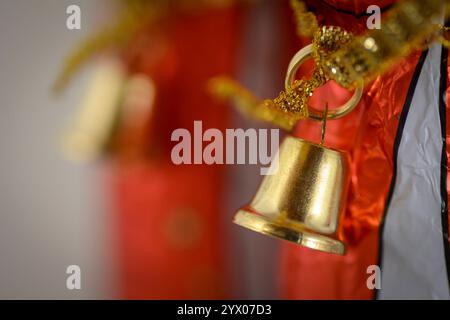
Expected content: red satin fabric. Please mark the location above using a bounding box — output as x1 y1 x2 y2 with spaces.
113 164 229 299
303 0 395 35
320 0 395 15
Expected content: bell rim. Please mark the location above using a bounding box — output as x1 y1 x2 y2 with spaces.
233 208 345 255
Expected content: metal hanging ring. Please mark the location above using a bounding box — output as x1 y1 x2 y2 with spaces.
285 44 363 121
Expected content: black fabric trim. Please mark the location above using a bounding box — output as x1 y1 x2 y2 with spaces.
373 49 429 300
438 43 450 293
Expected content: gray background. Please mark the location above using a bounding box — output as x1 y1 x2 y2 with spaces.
0 0 116 299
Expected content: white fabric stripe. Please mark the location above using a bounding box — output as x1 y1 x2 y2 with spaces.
378 43 450 299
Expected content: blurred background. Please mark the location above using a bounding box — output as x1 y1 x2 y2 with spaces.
2 0 446 300
0 0 301 299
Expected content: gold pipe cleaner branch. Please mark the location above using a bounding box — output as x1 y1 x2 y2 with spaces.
53 0 245 94
291 0 318 38
207 77 300 131
53 1 155 94
324 0 450 89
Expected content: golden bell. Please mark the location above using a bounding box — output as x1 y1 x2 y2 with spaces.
233 135 350 255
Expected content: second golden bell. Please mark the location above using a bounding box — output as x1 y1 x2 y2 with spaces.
233 135 350 255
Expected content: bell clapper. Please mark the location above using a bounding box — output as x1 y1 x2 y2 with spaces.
320 103 328 146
